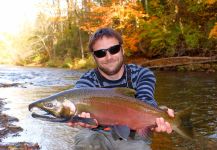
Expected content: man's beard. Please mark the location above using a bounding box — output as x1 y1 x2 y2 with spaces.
97 58 124 76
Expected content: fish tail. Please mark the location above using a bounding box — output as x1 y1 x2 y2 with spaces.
173 107 194 139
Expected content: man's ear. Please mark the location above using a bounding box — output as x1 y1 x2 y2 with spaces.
121 47 125 55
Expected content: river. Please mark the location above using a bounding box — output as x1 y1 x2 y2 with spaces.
0 65 216 150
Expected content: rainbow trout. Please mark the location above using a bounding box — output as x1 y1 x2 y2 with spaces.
29 88 193 140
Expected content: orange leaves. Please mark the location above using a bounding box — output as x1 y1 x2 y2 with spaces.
209 22 217 39
205 0 216 5
79 1 148 54
79 3 112 33
123 34 140 53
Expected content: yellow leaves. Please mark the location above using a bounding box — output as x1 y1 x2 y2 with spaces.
49 16 67 23
205 0 217 5
209 22 217 39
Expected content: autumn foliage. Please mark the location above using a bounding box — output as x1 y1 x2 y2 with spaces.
9 0 216 66
209 23 217 39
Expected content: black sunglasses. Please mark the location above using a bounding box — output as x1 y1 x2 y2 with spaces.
93 44 121 58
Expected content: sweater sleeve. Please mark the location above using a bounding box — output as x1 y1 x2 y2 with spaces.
74 70 98 88
135 67 158 107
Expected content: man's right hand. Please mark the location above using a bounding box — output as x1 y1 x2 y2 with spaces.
67 112 98 129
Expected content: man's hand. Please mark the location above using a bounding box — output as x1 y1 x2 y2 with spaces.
154 108 174 134
67 112 98 129
62 101 98 129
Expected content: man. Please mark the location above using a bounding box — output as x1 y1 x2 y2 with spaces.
68 28 174 150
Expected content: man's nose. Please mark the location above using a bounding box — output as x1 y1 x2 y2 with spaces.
105 51 112 59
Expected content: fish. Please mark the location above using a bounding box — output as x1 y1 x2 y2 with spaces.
29 87 193 140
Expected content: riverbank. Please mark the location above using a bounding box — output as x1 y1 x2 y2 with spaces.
125 56 217 72
26 56 217 72
0 97 40 150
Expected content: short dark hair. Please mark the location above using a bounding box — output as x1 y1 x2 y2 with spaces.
88 28 123 52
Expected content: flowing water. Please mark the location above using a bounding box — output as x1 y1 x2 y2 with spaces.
0 65 216 150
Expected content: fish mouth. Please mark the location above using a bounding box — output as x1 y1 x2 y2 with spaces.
29 102 37 111
29 103 70 122
31 112 69 122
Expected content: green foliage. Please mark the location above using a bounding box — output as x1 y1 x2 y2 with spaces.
187 3 205 13
46 58 62 67
71 55 96 69
32 53 49 64
55 27 79 58
141 20 181 58
183 26 202 48
62 57 73 68
149 1 165 16
137 0 217 58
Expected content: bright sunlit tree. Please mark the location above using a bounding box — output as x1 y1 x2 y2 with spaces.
0 0 39 64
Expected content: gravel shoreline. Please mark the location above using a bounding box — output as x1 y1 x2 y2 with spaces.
0 97 40 150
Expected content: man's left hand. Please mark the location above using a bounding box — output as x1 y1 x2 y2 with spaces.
154 108 174 134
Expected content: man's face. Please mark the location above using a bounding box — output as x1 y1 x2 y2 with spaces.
92 36 124 76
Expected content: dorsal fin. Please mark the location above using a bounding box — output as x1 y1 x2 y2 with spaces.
113 87 136 97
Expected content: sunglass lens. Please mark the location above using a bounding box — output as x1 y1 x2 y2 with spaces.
93 44 121 58
109 45 121 55
94 50 106 58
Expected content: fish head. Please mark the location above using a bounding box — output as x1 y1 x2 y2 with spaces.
29 98 76 122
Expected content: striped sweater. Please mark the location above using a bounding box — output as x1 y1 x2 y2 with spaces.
75 64 157 107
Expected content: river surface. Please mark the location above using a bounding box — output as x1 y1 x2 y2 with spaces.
0 65 216 150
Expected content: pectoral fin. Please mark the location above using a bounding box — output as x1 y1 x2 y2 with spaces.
70 115 97 126
111 125 131 141
136 125 155 140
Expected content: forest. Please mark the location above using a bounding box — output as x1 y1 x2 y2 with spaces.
0 0 216 69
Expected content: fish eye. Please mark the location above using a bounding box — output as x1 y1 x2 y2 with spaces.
45 103 53 108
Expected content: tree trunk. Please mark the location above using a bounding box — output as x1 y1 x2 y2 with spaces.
66 0 73 30
74 0 84 59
